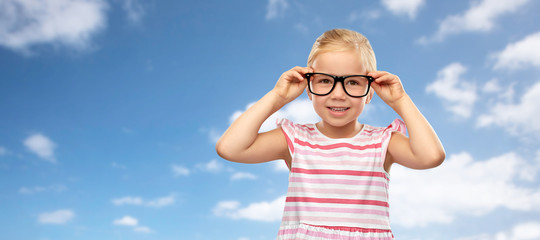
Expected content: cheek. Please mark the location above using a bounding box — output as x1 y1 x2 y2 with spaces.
311 97 327 113
351 100 367 113
312 97 322 107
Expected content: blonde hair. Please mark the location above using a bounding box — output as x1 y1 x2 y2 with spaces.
307 29 376 72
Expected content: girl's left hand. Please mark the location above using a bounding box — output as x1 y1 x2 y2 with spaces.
368 71 407 108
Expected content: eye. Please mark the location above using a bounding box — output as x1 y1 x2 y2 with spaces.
318 78 333 84
345 77 368 87
346 80 360 86
312 75 333 84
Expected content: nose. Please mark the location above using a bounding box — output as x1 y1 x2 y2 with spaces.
330 81 347 99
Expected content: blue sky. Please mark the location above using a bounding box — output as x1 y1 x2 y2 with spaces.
1 0 540 239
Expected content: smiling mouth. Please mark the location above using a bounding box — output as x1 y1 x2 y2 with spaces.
328 107 350 112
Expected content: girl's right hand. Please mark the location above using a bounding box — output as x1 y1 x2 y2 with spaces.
272 66 313 104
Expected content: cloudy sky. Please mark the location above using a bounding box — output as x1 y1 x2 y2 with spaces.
1 0 540 239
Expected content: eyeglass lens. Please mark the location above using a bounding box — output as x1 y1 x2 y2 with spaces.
309 74 370 97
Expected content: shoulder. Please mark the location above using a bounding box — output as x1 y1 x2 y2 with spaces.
362 119 407 138
276 118 316 136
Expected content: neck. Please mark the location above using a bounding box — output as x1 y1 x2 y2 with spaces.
316 120 363 139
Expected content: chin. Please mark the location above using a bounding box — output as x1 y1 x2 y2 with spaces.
324 118 359 128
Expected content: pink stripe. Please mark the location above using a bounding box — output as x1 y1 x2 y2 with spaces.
362 128 375 133
284 206 389 216
296 139 381 151
294 131 379 144
307 224 393 233
287 187 387 197
292 133 327 142
279 227 342 240
295 158 379 167
282 215 388 225
286 197 389 207
279 124 295 154
278 227 393 240
291 126 317 136
295 148 381 158
278 225 394 240
290 177 388 187
292 168 388 180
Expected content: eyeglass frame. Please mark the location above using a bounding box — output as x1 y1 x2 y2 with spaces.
305 72 374 98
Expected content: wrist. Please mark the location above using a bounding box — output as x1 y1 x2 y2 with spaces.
266 89 290 111
389 94 414 116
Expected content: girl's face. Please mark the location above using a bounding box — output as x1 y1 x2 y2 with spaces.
309 50 373 134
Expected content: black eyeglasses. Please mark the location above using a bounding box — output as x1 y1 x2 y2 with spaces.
306 73 374 98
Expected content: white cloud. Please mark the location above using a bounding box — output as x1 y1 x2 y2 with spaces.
482 78 502 93
197 159 226 173
481 78 515 105
23 134 57 163
477 80 540 136
231 98 319 133
134 226 152 233
381 0 424 19
509 222 540 240
492 31 540 70
230 172 257 181
19 184 67 194
419 0 530 43
112 196 143 206
113 215 153 233
172 164 190 176
113 215 138 226
272 160 290 172
389 151 540 227
426 63 477 118
146 195 175 208
214 200 240 213
0 0 108 54
206 128 222 144
213 196 286 222
265 0 288 20
112 194 175 208
197 159 259 180
457 221 540 240
38 209 74 224
121 0 144 24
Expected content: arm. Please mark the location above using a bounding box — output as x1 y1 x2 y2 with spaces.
216 67 312 165
369 71 445 170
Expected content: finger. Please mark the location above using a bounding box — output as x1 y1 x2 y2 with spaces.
370 81 382 92
293 66 313 76
285 70 305 83
374 74 399 84
368 71 387 78
370 83 386 99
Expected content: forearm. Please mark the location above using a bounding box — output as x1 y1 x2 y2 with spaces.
216 90 285 161
390 95 445 166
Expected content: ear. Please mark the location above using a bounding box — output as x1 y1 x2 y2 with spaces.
365 90 374 104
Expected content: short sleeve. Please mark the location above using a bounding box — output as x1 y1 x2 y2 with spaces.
381 119 407 162
276 118 296 155
384 119 407 136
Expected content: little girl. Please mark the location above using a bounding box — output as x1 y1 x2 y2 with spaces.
216 29 445 240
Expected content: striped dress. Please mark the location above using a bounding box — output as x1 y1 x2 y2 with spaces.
276 118 406 240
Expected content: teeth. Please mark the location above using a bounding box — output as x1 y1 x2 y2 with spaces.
330 107 348 112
